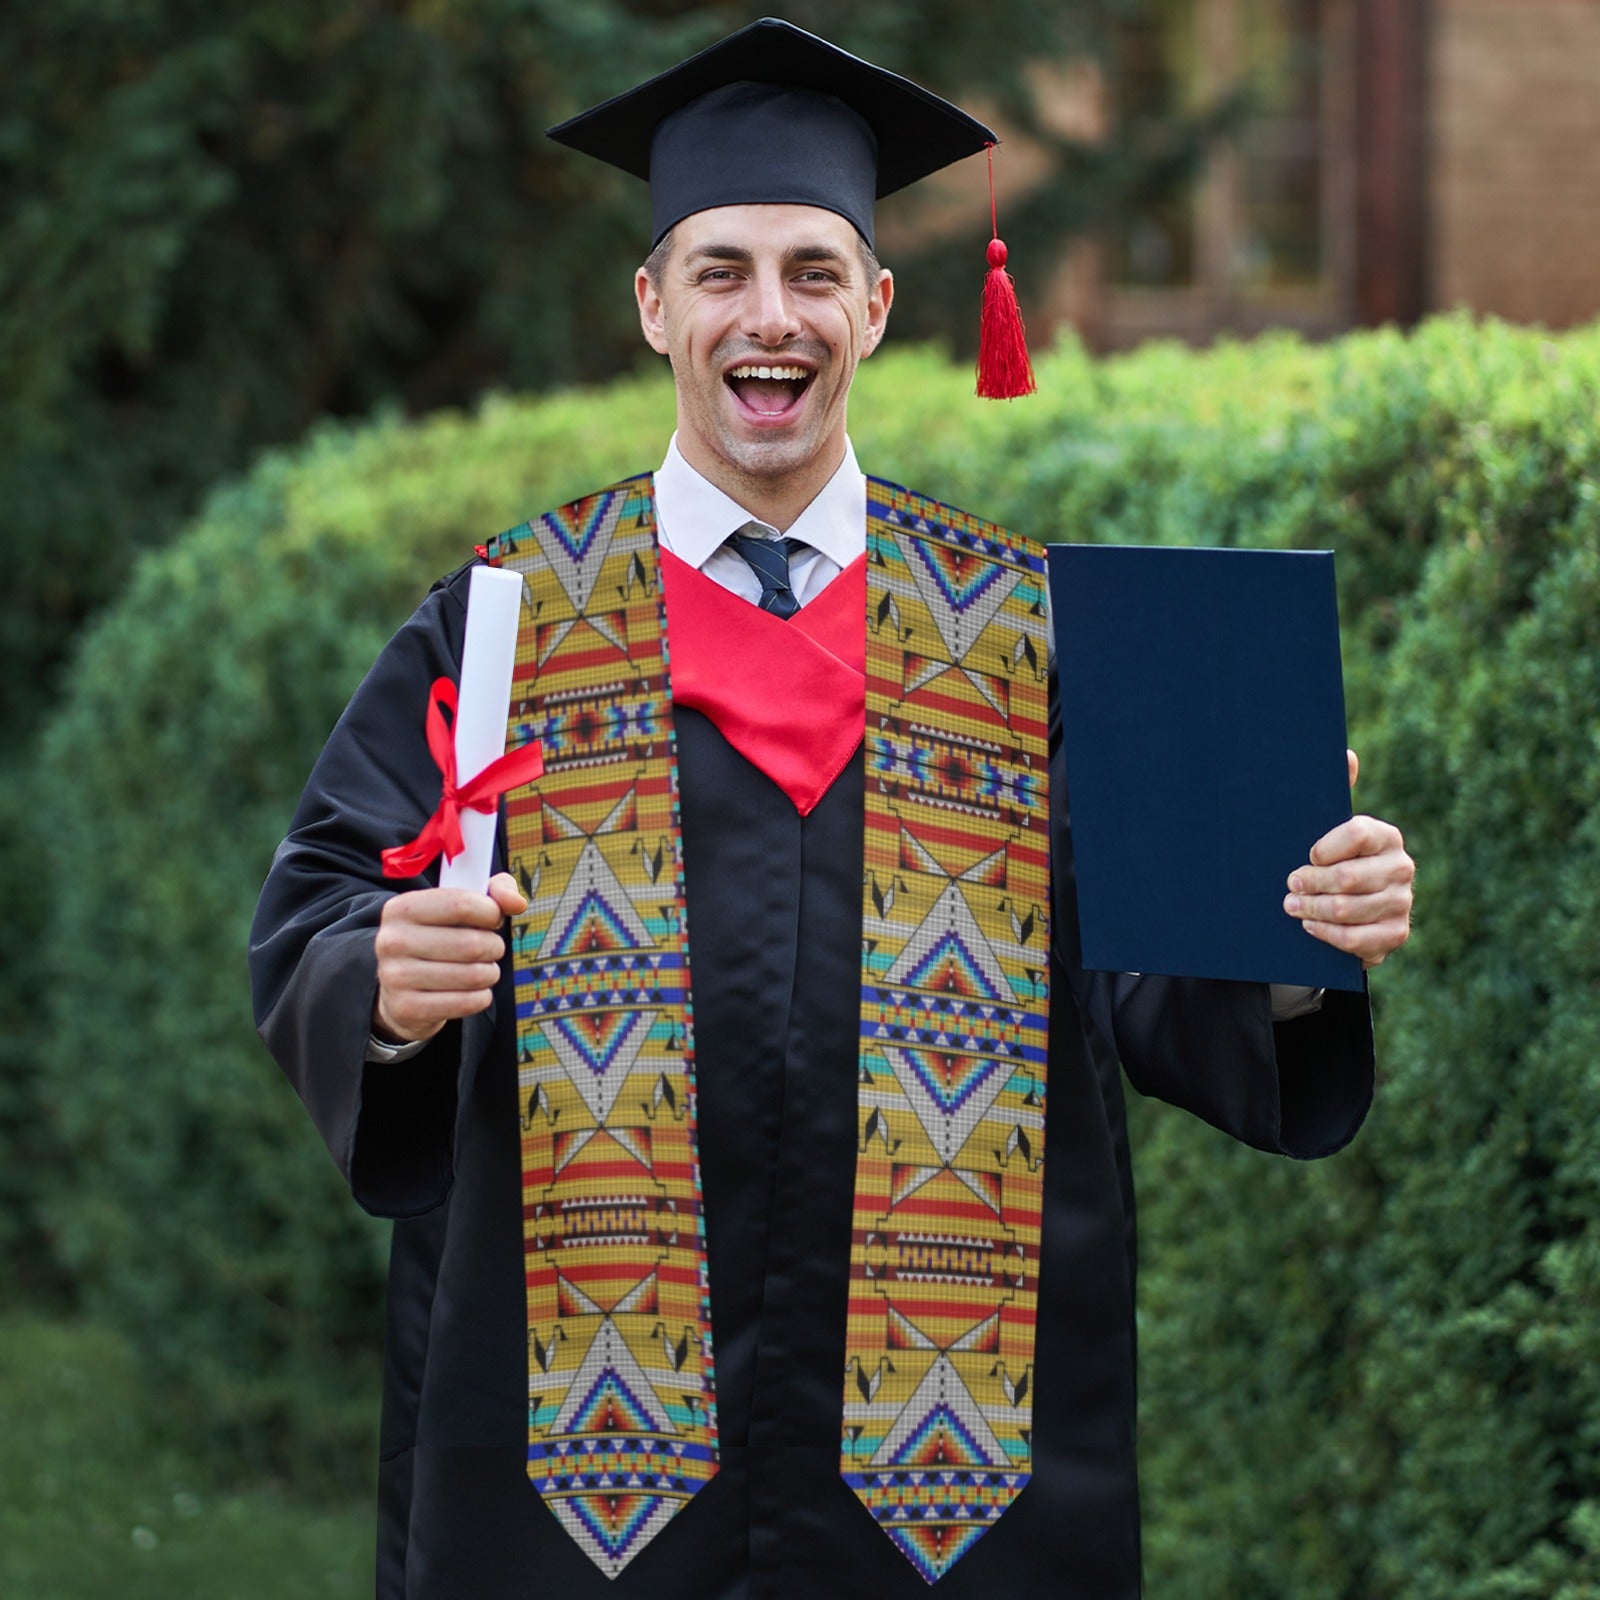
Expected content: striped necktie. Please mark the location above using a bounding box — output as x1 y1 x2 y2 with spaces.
726 523 806 618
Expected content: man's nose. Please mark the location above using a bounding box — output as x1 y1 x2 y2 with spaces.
745 272 801 346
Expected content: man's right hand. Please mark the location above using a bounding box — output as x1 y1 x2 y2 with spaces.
372 871 528 1044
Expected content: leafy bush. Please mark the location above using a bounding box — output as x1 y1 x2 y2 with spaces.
34 378 673 1480
0 0 1200 747
35 315 1600 1600
0 1315 369 1597
1117 322 1600 1599
4 0 1217 1285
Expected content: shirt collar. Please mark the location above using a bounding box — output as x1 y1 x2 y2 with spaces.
654 434 866 571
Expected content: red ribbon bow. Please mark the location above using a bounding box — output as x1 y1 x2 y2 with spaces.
381 677 545 879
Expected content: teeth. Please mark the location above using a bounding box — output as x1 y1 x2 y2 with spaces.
727 364 808 381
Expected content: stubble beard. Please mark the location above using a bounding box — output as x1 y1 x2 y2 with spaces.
691 335 844 488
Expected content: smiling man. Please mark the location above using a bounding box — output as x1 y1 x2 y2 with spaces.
250 19 1413 1600
637 206 891 527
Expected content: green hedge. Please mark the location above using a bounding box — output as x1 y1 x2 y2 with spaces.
1119 325 1600 1600
34 316 1600 1600
33 380 676 1478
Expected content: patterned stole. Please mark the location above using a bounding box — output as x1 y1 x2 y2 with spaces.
846 483 1050 1580
486 475 1050 1583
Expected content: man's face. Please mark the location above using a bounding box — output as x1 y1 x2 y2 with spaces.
635 204 892 502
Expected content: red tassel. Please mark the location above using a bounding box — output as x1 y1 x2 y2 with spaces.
978 238 1036 399
976 146 1035 399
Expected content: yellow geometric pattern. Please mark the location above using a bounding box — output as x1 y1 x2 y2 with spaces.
488 478 716 1579
484 474 1050 1584
845 479 1051 1582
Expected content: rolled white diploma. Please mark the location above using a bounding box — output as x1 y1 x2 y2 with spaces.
438 565 525 893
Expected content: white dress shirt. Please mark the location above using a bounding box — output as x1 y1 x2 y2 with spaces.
653 433 864 603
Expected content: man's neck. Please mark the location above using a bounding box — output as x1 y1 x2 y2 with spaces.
674 436 847 533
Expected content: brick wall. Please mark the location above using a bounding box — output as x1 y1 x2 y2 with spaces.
1431 0 1600 327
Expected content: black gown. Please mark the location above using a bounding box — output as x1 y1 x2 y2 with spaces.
250 555 1374 1600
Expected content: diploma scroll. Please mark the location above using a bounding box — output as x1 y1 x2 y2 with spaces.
438 565 524 893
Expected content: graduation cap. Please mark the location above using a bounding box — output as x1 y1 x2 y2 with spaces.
548 16 1036 397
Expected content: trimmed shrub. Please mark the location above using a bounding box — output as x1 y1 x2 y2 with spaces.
1122 323 1600 1599
34 379 674 1479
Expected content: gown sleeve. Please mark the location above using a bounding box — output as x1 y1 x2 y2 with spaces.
249 562 499 1216
1046 670 1375 1160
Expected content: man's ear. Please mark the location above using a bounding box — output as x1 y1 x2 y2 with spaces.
636 267 670 355
861 268 894 358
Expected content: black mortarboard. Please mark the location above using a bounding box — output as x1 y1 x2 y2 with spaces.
546 17 998 249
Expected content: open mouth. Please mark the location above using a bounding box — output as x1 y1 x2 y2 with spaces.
725 363 813 418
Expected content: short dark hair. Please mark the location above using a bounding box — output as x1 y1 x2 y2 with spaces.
643 227 676 291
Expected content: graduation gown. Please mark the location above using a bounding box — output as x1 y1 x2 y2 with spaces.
250 556 1374 1600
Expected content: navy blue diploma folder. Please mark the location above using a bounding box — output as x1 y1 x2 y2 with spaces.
1048 544 1364 993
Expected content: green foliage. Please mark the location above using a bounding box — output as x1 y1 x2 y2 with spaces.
34 376 673 1481
1106 321 1600 1599
33 316 1600 1600
0 1315 368 1597
0 0 1223 1284
0 827 67 1320
1349 523 1600 1600
0 0 1169 745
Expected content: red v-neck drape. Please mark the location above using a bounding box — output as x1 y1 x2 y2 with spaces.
661 549 867 815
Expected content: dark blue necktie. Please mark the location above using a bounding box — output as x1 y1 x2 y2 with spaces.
727 525 806 619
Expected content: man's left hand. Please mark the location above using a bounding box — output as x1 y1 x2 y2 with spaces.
1284 750 1415 968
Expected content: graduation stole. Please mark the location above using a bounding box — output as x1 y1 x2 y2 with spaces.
486 474 1050 1582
